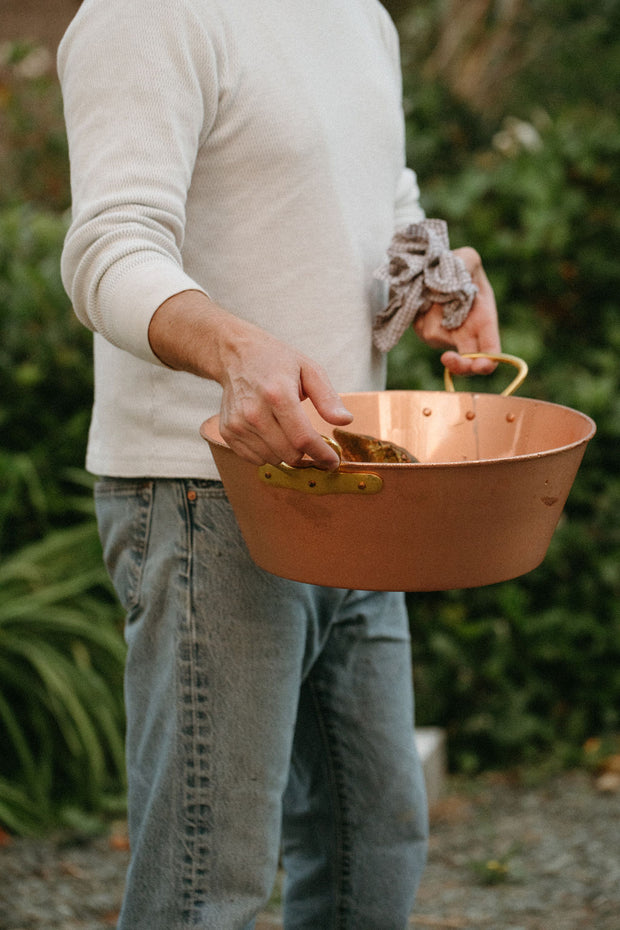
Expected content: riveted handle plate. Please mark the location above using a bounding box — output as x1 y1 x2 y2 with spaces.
258 463 383 495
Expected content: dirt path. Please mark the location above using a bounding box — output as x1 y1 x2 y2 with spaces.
2 770 619 929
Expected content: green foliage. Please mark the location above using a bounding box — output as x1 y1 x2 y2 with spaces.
0 514 126 834
0 48 92 554
0 46 125 834
509 0 620 115
396 0 620 120
392 32 620 771
418 108 620 345
0 203 93 552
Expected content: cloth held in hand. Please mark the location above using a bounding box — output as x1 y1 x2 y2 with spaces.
372 219 477 352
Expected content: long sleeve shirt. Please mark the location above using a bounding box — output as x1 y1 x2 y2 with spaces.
58 0 424 478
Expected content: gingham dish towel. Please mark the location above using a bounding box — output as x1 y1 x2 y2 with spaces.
372 218 478 352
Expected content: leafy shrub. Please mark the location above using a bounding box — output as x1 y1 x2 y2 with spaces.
0 513 126 834
0 48 124 833
392 97 620 771
0 203 93 553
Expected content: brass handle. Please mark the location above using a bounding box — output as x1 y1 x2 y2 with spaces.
258 436 383 496
443 353 528 397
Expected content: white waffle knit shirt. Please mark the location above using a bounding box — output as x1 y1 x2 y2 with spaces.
58 0 424 478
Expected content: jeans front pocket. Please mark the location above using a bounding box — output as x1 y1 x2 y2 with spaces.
95 478 154 614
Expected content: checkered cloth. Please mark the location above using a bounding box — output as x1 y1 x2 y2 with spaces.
372 219 478 352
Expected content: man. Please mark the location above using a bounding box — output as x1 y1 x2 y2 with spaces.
58 1 500 927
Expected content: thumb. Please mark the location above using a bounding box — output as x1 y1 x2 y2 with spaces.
300 363 353 426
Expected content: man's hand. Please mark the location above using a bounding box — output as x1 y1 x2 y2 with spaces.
148 290 353 470
216 324 353 469
413 246 501 376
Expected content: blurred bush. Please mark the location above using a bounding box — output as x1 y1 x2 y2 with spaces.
389 1 620 773
0 517 126 835
0 41 88 556
1 43 125 832
0 203 94 552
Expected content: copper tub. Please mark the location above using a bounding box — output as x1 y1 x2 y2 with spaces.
200 355 596 591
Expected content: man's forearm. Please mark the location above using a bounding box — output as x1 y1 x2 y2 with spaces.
148 289 245 384
147 288 352 470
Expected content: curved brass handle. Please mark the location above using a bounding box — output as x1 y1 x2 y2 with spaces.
258 436 383 495
321 435 344 460
443 353 528 397
271 435 343 476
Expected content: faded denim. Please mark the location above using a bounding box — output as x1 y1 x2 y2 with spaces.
95 477 428 930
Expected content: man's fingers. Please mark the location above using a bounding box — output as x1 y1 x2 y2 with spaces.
222 405 341 471
272 406 342 470
218 338 352 470
300 364 353 427
440 350 497 376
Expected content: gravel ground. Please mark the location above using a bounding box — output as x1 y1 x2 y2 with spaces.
1 770 619 930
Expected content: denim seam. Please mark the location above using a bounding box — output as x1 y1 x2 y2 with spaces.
308 677 354 930
177 483 214 923
132 482 155 612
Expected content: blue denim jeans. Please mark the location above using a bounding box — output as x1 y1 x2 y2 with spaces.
95 477 428 930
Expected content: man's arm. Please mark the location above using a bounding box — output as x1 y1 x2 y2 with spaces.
148 290 353 470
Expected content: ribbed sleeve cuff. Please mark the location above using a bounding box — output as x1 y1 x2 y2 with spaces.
98 259 207 366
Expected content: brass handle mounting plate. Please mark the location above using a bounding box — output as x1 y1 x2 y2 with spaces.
258 463 383 495
258 436 383 495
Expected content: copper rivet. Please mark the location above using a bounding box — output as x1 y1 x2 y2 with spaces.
506 412 516 423
423 407 432 417
358 482 366 490
187 490 197 501
308 480 316 488
466 410 476 420
264 472 272 479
